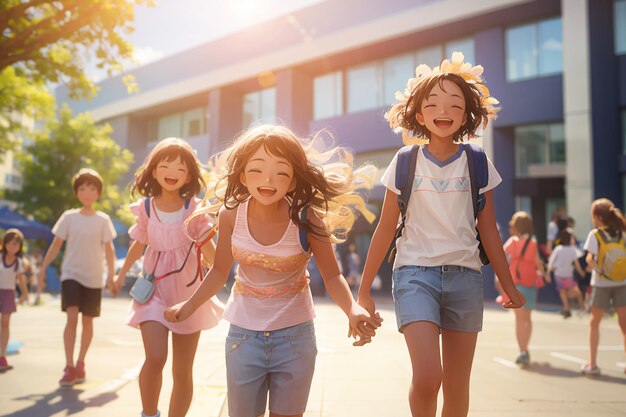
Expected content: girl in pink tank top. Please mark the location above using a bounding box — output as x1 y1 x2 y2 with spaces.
114 138 224 417
164 124 382 417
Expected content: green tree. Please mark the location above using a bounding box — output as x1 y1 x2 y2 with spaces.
8 104 134 226
0 0 151 155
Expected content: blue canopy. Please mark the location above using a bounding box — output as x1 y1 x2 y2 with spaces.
0 206 54 241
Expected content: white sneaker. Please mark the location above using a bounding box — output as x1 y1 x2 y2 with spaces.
580 364 601 376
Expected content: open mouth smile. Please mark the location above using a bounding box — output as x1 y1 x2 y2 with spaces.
434 118 453 128
164 177 179 185
257 186 277 197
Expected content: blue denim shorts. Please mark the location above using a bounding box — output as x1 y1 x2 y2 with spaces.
392 265 484 333
225 320 317 417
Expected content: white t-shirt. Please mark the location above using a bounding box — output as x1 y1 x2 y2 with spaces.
381 144 502 271
0 257 23 290
548 245 580 278
583 229 626 288
52 209 117 288
154 206 184 224
547 221 559 241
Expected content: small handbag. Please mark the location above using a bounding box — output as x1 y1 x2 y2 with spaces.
130 273 156 304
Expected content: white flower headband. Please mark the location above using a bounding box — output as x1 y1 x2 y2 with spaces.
386 52 500 143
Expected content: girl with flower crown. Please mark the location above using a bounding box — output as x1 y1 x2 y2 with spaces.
114 138 224 417
357 53 525 417
164 124 382 417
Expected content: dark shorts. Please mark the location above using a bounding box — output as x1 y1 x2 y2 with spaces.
0 289 17 314
61 280 102 317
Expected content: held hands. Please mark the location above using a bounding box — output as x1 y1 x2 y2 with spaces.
109 273 124 296
163 301 194 323
348 296 383 347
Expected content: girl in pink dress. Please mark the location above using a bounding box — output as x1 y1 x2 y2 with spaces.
115 137 224 417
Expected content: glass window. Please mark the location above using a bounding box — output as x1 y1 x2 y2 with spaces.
314 72 343 120
158 113 181 140
506 24 537 80
416 45 443 67
616 0 626 55
515 196 532 214
515 123 565 176
445 37 475 64
383 54 414 105
538 18 563 75
242 88 276 128
622 109 626 153
515 125 546 176
347 63 382 113
506 18 563 81
182 108 206 137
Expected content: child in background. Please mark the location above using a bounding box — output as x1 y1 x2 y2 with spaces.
548 229 584 318
573 250 593 311
358 53 524 417
346 242 361 288
165 124 381 417
114 138 224 417
503 211 546 367
581 198 626 376
0 229 28 371
37 169 117 386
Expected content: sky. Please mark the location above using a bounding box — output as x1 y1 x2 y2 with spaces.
90 0 324 81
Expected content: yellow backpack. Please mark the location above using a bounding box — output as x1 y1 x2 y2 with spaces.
594 228 626 281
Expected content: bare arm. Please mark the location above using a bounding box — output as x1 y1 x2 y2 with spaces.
17 272 28 302
37 237 64 285
200 237 216 269
113 239 146 293
476 191 525 308
357 189 399 306
104 240 115 293
165 207 235 322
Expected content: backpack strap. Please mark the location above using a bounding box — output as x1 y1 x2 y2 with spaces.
144 197 151 218
463 143 488 218
299 207 309 252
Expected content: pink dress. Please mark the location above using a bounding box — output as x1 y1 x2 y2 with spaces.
126 198 224 334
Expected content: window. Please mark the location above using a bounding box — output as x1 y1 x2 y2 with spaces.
383 54 414 105
616 0 626 55
243 88 276 128
313 72 343 120
416 45 443 68
515 123 566 176
506 18 563 81
347 63 383 113
622 109 626 153
147 107 209 144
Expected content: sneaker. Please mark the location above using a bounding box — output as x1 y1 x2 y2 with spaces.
59 366 77 387
0 356 13 371
75 361 85 383
560 310 572 319
581 364 601 376
515 351 530 367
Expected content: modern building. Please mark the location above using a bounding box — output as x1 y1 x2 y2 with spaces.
57 0 626 295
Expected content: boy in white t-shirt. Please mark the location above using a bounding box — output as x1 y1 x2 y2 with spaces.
37 169 117 387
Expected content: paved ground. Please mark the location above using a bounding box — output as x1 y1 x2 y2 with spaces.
1 292 625 417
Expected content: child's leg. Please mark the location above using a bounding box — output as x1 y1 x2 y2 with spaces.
616 306 626 353
0 313 10 357
558 289 570 311
514 308 532 353
140 321 169 416
403 321 441 417
169 331 200 417
64 306 79 367
441 329 478 417
569 287 585 312
588 306 604 367
77 314 93 364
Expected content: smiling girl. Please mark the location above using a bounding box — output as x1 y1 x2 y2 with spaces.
164 124 381 417
357 53 524 417
115 138 224 417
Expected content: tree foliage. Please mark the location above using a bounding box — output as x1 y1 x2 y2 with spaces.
8 104 135 226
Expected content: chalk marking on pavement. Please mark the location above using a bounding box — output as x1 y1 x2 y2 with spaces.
617 362 626 369
110 338 143 347
550 352 587 365
82 361 143 399
493 357 517 368
481 343 622 351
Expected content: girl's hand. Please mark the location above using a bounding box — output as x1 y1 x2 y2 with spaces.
347 303 382 340
357 292 377 316
164 301 193 323
112 274 125 295
502 287 526 309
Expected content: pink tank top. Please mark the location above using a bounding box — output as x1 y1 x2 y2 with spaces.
222 200 316 331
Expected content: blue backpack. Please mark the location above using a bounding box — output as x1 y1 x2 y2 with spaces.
388 143 490 265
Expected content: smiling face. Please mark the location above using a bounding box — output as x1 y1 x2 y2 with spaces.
415 79 468 141
4 237 22 257
152 156 191 193
240 145 295 206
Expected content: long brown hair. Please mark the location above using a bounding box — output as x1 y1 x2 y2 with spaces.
592 198 626 239
387 73 488 142
132 137 205 200
197 124 375 242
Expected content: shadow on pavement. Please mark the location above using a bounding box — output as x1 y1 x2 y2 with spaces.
9 388 117 416
524 362 626 384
